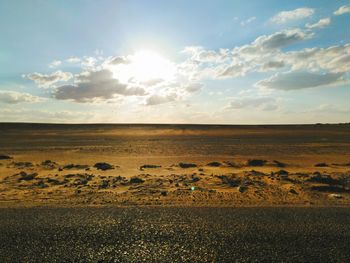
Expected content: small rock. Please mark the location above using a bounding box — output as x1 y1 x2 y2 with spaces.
191 177 200 183
289 189 298 195
238 186 247 193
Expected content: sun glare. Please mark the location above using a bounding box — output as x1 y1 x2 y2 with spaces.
115 50 176 83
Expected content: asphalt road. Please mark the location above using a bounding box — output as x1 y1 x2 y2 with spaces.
0 207 350 262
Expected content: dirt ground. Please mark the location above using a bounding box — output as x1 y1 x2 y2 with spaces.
1 123 350 207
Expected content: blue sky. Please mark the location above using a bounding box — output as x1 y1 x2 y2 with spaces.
0 0 349 123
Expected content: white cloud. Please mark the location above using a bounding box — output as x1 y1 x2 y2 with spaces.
181 31 350 86
216 29 311 77
334 5 350 16
240 16 256 26
0 108 94 123
184 82 203 93
26 70 73 88
145 93 178 106
105 56 130 65
306 17 331 29
181 46 229 63
271 8 314 24
81 56 98 68
252 29 311 50
256 71 346 90
53 69 146 102
49 60 62 68
226 96 278 111
66 57 81 63
284 44 350 73
0 90 44 104
219 63 248 77
261 61 285 71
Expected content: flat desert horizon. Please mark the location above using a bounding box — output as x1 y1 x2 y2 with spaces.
1 123 350 261
2 1 350 261
1 122 350 208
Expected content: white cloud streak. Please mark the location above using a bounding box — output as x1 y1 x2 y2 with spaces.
0 90 44 104
270 8 314 24
26 70 73 88
334 5 350 16
306 17 331 29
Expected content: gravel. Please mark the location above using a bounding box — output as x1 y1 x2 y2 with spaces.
0 207 349 262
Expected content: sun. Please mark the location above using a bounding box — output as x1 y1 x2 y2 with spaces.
114 50 176 83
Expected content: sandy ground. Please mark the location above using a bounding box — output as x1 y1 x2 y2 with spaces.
0 123 350 207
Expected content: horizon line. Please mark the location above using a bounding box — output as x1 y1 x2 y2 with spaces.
0 121 349 126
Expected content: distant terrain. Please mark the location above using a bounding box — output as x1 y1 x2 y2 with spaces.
1 123 350 207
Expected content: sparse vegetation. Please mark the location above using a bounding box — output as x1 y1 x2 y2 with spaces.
140 164 161 170
314 162 328 167
11 162 33 168
130 177 145 184
273 160 286 168
63 164 89 170
41 160 58 170
94 162 114 171
0 155 12 160
16 171 38 181
217 175 240 187
247 159 267 167
207 162 222 167
179 163 197 168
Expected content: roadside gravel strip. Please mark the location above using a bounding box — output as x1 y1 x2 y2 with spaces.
1 207 350 262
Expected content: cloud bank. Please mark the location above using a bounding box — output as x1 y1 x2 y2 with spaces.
0 90 43 104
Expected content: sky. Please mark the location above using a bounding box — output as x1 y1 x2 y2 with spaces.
0 0 350 124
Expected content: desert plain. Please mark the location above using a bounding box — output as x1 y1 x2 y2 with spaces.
1 123 350 262
1 123 350 207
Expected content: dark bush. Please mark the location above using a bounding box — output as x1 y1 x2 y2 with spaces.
94 162 114 171
307 174 342 185
41 160 58 169
140 164 161 170
315 162 328 167
99 180 110 189
207 162 222 167
17 171 38 181
276 170 289 176
12 162 33 168
218 175 241 187
273 160 286 168
63 164 89 170
130 177 144 184
179 163 197 168
0 155 12 160
247 159 267 167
